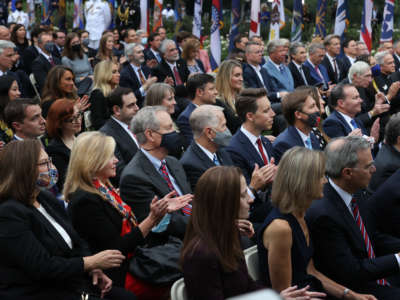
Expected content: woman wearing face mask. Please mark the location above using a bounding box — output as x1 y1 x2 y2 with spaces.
89 60 120 130
257 147 376 300
80 30 97 60
61 32 93 95
0 139 136 300
65 131 188 300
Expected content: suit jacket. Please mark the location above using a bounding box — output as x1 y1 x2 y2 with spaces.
0 191 91 300
369 143 400 192
68 189 145 286
242 63 279 102
341 55 353 77
120 150 191 240
303 60 330 87
374 72 400 113
144 47 160 63
31 53 61 94
89 89 110 130
394 54 400 73
52 46 62 60
321 55 345 84
180 141 234 190
119 63 151 108
176 102 196 144
151 58 190 87
272 126 321 164
262 59 294 92
46 137 70 191
322 110 368 138
99 118 139 187
21 45 39 74
226 129 274 184
288 61 313 88
306 183 400 296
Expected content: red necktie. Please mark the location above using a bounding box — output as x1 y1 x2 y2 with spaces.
49 57 55 66
160 161 191 215
351 198 388 286
256 138 268 165
173 66 183 85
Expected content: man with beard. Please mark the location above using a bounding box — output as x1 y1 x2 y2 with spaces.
119 43 157 107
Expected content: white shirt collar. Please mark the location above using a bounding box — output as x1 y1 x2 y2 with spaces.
294 126 310 145
111 116 139 148
307 59 316 69
292 61 302 69
166 60 177 69
196 142 215 162
329 178 353 213
268 58 282 72
337 111 356 129
249 63 261 72
346 55 356 64
240 125 260 147
38 47 51 61
326 53 337 62
13 134 23 140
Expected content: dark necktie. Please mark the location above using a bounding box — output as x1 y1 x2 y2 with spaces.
256 138 268 165
299 66 308 85
213 154 220 166
351 198 388 286
173 66 183 85
333 58 338 81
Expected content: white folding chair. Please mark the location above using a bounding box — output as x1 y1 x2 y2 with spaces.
243 245 260 281
29 73 41 101
170 277 188 300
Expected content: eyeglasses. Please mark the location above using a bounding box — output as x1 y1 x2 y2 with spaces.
64 112 83 123
37 157 53 169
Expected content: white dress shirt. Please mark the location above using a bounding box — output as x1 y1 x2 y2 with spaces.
337 111 357 130
240 126 269 163
295 127 312 148
249 63 266 88
111 116 139 148
326 53 340 79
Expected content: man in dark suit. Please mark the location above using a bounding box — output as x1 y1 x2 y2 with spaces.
321 34 346 84
273 88 321 163
120 106 192 242
303 43 330 88
144 32 162 68
21 26 44 74
307 136 400 299
31 31 61 94
151 39 190 88
176 74 217 144
4 98 46 141
100 87 140 187
52 30 65 60
288 42 313 88
393 40 400 72
323 83 369 138
180 105 233 190
119 43 157 107
341 38 358 76
243 42 281 103
369 113 400 192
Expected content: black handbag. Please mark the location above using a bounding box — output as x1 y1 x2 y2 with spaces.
128 236 183 285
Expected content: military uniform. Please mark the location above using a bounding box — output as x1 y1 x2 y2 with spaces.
84 0 112 49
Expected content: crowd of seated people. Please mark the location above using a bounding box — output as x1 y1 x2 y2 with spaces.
3 20 400 300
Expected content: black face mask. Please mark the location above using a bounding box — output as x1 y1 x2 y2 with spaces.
16 6 22 11
301 111 321 128
158 131 183 153
71 44 81 52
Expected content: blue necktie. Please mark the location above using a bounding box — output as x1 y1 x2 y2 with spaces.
155 52 161 62
305 137 312 149
213 154 220 166
350 119 359 129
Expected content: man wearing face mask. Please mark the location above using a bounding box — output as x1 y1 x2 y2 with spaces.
7 0 29 32
177 73 218 144
120 106 193 243
180 105 233 190
31 31 61 94
273 88 322 164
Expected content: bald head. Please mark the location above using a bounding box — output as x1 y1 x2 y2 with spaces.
0 26 10 41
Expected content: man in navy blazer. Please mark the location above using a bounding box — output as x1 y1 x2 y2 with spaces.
288 42 313 88
176 74 218 144
119 43 157 108
303 43 330 88
180 105 233 190
243 42 281 102
323 83 369 138
144 32 162 68
262 39 294 93
307 136 400 299
273 88 321 163
321 34 346 84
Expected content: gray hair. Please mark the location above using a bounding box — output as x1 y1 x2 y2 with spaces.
289 42 305 57
308 43 325 55
325 136 371 178
136 29 145 36
125 42 143 57
159 39 175 54
375 50 390 65
323 34 341 47
266 38 287 55
385 112 400 146
190 105 224 139
130 106 167 144
0 40 15 55
348 61 370 81
245 41 260 54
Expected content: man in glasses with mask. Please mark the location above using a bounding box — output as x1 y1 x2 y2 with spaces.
120 106 193 243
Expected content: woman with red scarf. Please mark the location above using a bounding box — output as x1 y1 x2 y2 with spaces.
64 131 191 300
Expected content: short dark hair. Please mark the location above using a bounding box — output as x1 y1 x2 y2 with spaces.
4 98 39 129
108 86 134 111
343 38 355 49
30 25 45 40
282 89 313 125
329 83 354 108
385 113 400 146
176 31 192 44
236 88 267 122
147 32 160 44
186 74 215 100
234 34 247 47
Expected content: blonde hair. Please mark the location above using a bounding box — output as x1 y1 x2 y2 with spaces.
93 60 116 97
63 131 116 202
215 59 242 112
271 147 325 214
